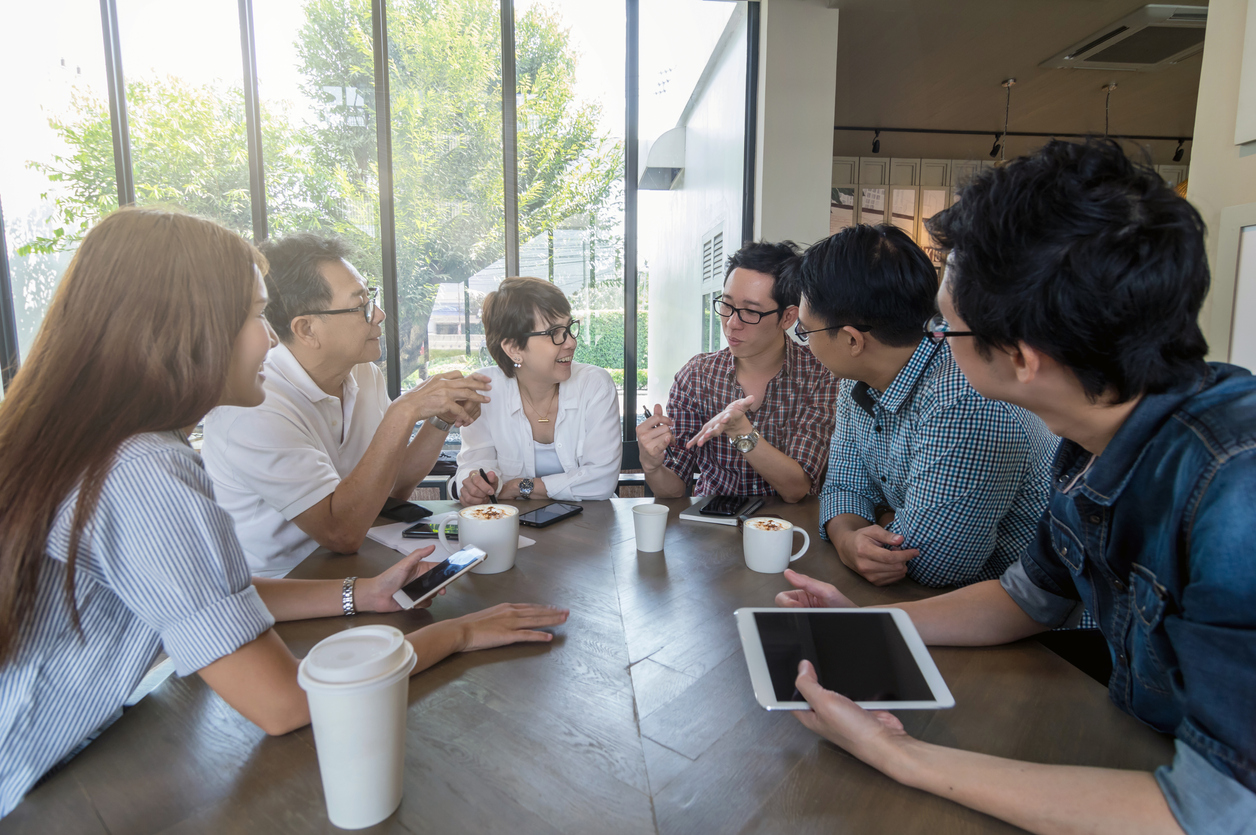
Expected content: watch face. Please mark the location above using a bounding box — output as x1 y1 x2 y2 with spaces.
734 437 754 453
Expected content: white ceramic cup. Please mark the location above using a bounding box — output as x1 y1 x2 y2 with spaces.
742 517 810 573
439 504 520 574
631 504 670 552
297 625 417 829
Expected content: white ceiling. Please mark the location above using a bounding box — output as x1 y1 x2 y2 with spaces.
827 0 1207 165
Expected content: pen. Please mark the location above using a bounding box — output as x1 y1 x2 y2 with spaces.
479 467 497 504
642 406 652 421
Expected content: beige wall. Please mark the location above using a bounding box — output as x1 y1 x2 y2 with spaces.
1186 0 1256 362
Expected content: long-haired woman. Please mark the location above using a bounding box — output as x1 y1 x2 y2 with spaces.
0 209 568 816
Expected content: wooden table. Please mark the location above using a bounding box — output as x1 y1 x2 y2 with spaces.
3 498 1174 834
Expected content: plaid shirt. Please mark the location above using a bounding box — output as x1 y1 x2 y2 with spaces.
820 338 1057 588
664 339 841 497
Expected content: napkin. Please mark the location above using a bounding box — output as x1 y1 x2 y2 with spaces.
366 521 536 560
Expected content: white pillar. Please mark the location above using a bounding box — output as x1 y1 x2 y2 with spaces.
754 0 840 247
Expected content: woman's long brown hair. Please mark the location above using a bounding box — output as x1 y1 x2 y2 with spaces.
0 208 263 665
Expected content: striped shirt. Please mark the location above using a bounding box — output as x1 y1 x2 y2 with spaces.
820 339 1057 588
663 339 842 497
0 432 274 817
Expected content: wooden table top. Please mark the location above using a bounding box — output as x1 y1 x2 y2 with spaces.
3 498 1174 834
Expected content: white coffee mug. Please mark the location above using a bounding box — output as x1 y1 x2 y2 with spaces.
439 504 519 574
742 517 809 573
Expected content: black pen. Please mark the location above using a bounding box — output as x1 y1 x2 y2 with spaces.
642 406 652 421
479 467 497 504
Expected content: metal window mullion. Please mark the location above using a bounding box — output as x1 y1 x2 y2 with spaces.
100 0 134 207
372 0 402 399
741 0 760 245
501 0 520 277
623 0 639 446
238 0 268 242
0 197 19 389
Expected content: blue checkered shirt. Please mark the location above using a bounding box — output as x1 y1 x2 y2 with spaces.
820 339 1058 588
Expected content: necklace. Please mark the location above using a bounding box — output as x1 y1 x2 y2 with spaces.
519 383 559 424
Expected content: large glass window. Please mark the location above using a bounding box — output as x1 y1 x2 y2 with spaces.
115 0 253 235
0 0 110 361
253 0 384 289
514 0 629 405
638 0 746 410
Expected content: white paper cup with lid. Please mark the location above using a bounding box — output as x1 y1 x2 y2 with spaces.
297 624 417 829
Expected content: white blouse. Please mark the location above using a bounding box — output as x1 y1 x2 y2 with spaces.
455 362 623 501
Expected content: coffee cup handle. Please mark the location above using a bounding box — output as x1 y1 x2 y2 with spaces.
437 512 459 552
790 529 810 562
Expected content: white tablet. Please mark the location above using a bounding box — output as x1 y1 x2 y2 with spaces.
734 608 955 710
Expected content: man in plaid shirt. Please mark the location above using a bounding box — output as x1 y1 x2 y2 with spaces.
795 225 1056 588
636 241 840 501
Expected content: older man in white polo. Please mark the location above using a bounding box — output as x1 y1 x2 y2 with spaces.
203 234 490 577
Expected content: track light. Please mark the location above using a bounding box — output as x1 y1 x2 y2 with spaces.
990 134 1001 158
1173 139 1185 162
872 130 880 154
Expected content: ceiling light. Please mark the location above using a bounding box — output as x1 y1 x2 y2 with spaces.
872 130 880 154
1173 139 1185 162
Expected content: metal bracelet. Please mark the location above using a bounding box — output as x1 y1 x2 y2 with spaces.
428 415 453 432
342 576 357 616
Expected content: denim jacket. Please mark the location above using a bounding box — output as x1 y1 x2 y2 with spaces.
1000 363 1256 834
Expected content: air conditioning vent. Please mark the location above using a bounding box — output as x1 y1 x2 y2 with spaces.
1041 4 1207 72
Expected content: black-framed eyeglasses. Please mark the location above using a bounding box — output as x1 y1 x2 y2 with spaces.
923 314 976 343
712 296 783 325
295 288 379 324
793 320 870 343
525 319 581 345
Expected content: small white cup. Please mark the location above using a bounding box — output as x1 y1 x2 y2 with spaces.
297 625 417 829
632 504 670 552
742 516 810 573
440 504 520 574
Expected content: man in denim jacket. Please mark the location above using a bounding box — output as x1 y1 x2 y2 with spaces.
777 139 1255 834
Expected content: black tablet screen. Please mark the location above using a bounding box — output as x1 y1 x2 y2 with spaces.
752 611 933 702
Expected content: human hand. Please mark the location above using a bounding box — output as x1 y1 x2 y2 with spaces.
497 478 522 500
685 395 755 449
793 659 912 774
775 569 856 609
450 603 571 652
354 546 443 612
635 405 675 465
459 469 499 505
400 371 491 426
441 395 483 427
837 524 919 586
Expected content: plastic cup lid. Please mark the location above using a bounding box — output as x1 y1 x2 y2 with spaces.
298 625 410 687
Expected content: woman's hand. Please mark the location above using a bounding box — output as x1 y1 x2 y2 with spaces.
686 395 755 449
354 546 443 612
793 659 913 775
775 569 857 609
460 469 499 505
448 603 570 652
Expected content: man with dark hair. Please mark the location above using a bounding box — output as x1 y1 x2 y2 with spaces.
780 140 1256 833
795 224 1055 588
637 240 841 500
203 233 490 577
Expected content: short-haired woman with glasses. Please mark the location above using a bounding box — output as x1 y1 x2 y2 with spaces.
456 277 622 504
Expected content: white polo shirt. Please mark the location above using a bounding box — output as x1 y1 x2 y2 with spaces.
202 343 391 578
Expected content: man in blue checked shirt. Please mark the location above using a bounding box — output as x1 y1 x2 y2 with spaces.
794 225 1056 588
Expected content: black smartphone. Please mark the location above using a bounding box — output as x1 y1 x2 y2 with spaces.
403 521 458 540
518 502 583 528
699 495 755 517
380 497 432 523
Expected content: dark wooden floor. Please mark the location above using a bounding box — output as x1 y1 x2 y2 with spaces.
2 498 1174 834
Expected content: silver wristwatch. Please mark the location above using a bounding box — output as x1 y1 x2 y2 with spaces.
428 415 453 432
342 576 357 616
518 477 535 499
732 427 761 454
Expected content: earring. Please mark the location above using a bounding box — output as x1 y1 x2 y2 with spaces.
513 359 522 368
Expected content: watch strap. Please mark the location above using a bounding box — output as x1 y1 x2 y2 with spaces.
342 577 357 616
519 477 534 499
